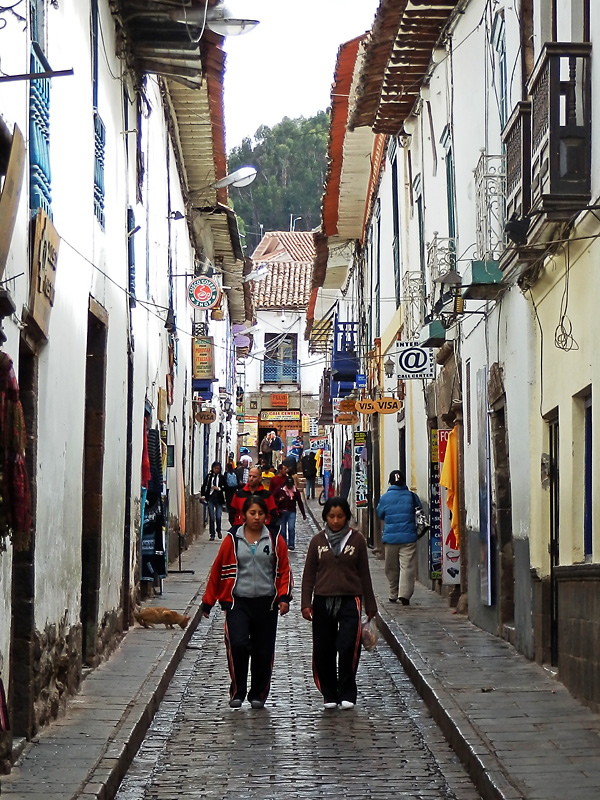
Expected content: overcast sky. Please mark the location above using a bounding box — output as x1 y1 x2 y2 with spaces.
223 0 380 152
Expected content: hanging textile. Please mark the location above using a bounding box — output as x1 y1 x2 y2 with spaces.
439 426 460 548
141 418 151 489
0 352 32 552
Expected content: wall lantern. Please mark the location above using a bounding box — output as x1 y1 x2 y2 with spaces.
433 269 464 327
383 356 395 379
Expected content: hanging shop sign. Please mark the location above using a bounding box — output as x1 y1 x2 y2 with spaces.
271 392 288 408
187 276 221 309
355 399 376 414
28 206 60 340
375 397 402 414
339 399 357 413
353 431 368 508
158 388 167 422
396 343 435 380
336 413 359 425
195 409 217 424
193 336 215 380
260 410 300 421
302 413 311 433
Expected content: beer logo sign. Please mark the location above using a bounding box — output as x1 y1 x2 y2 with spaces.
187 277 221 310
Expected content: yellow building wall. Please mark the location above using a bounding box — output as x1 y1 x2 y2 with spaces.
529 227 600 575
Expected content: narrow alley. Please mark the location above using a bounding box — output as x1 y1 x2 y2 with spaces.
114 514 480 800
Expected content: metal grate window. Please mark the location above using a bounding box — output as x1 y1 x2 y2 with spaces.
94 111 106 227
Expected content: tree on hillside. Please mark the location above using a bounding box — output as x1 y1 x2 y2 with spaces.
228 111 329 254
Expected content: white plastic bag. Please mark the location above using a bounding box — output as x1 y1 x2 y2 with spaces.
361 616 378 652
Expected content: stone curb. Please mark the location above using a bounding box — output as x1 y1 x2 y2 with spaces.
303 497 523 800
76 573 210 800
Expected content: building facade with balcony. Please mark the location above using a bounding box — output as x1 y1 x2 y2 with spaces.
318 0 600 712
242 232 323 458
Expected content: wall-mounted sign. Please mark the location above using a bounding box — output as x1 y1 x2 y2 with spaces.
356 373 367 388
260 410 300 421
158 388 167 422
396 343 435 380
195 409 217 424
193 336 215 380
187 276 221 309
28 207 60 340
271 393 288 408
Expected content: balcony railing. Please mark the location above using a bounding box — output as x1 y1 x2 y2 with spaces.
474 152 506 260
528 42 591 212
503 101 531 223
261 359 299 384
401 270 425 341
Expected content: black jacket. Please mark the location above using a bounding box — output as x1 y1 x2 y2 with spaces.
201 471 226 504
301 452 317 479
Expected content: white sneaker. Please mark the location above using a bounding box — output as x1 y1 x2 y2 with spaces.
323 702 338 710
340 700 355 710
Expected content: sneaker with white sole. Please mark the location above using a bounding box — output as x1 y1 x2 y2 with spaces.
340 700 355 710
323 701 338 710
250 699 265 709
229 698 243 709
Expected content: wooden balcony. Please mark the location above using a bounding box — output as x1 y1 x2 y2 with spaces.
528 42 591 217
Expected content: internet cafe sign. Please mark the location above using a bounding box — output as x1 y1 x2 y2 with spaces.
187 276 221 310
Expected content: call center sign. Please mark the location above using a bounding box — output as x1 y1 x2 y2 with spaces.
187 277 221 309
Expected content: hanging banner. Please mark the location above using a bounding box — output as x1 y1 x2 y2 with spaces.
193 336 215 380
429 430 442 580
353 431 368 508
438 429 459 584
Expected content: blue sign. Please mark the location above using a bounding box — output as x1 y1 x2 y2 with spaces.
355 373 367 387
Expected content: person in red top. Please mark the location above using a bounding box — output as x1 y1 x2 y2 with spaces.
230 466 278 531
202 495 292 709
268 462 289 495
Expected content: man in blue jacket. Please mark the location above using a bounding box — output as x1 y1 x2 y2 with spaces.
376 470 422 605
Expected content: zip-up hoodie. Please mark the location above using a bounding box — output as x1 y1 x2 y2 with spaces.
202 527 293 613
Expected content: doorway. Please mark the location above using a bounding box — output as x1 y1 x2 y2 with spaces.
9 342 37 737
80 302 107 665
490 404 515 637
548 415 560 666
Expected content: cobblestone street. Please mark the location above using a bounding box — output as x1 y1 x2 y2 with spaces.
115 517 480 800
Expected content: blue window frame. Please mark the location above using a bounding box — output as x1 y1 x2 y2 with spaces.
29 43 52 216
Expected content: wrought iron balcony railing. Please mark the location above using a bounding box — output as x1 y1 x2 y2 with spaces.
401 270 425 341
474 152 506 260
261 359 300 384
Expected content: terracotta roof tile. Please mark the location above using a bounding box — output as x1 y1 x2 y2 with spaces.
252 261 312 309
251 231 316 263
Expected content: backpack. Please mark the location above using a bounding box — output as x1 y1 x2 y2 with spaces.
226 472 239 488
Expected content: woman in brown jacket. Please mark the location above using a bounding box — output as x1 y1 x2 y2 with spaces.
301 497 377 710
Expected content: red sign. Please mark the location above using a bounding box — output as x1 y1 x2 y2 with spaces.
271 393 288 408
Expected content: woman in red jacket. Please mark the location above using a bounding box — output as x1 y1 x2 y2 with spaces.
301 497 377 710
202 495 292 709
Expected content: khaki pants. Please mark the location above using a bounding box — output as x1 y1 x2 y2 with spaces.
384 541 417 601
272 449 282 469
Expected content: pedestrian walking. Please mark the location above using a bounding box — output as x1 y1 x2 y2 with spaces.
259 432 273 468
270 429 283 469
376 470 422 605
301 450 317 499
261 463 275 490
269 462 289 495
273 475 306 550
224 461 240 525
230 466 278 533
301 497 377 710
202 495 292 709
200 461 226 540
